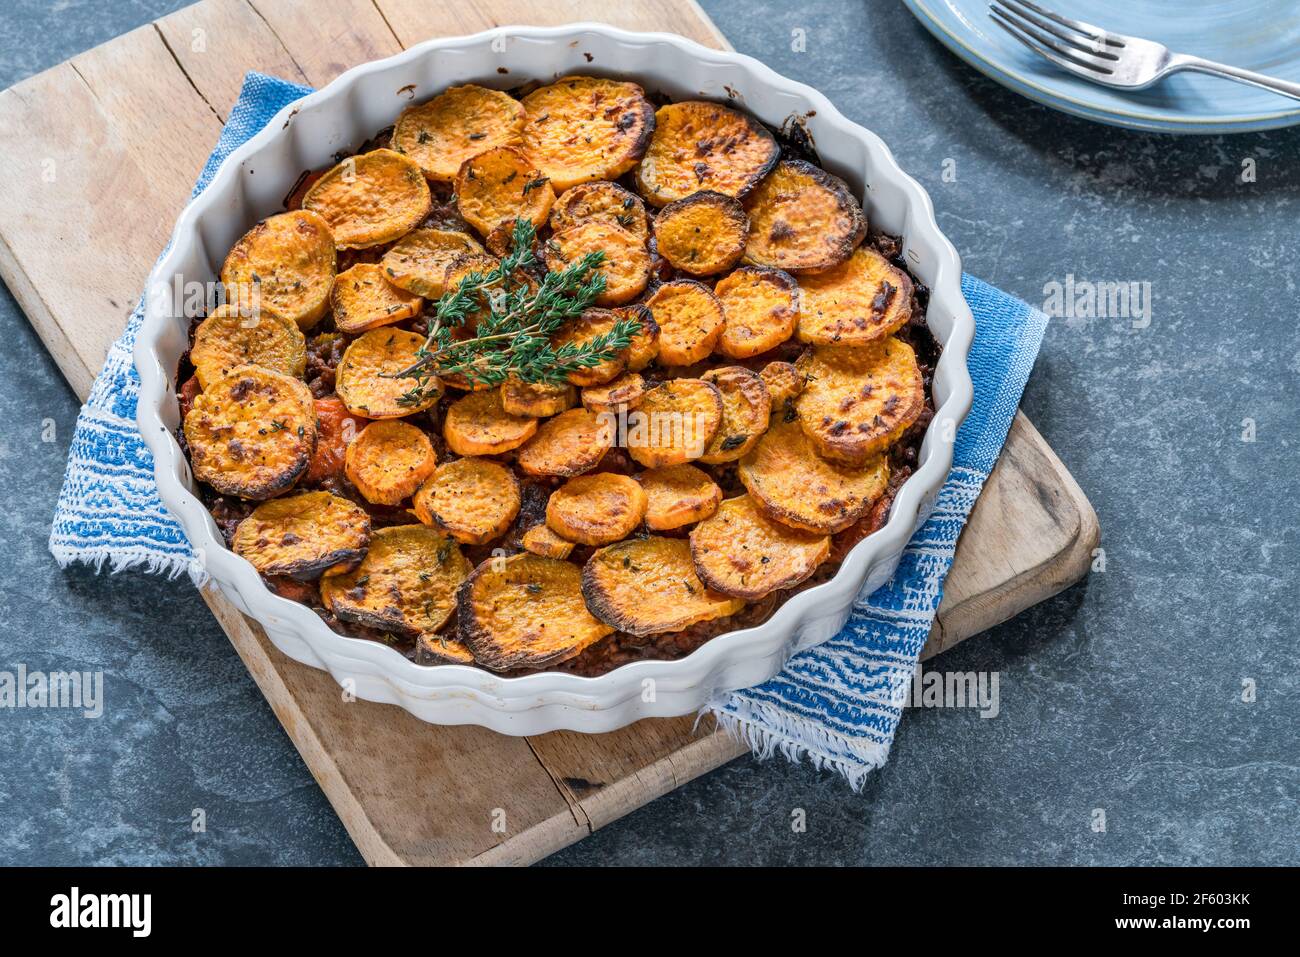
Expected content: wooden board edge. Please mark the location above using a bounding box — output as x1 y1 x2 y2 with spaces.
680 0 733 50
204 584 596 867
922 417 1099 659
573 721 746 834
198 585 408 866
0 224 98 399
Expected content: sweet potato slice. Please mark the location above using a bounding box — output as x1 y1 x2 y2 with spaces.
413 457 521 545
455 146 556 251
652 191 748 276
645 280 725 366
795 338 924 465
545 221 650 307
522 523 575 560
581 372 645 414
500 377 575 417
189 304 306 391
639 463 721 531
551 308 630 387
459 553 613 671
546 473 648 546
304 396 366 485
443 388 538 456
232 491 370 579
320 525 471 637
415 634 476 666
521 76 654 191
742 159 866 273
549 181 649 246
343 420 438 506
759 360 806 409
582 537 744 637
690 494 830 600
392 84 527 183
335 328 439 418
635 100 779 207
698 365 771 464
620 304 660 371
380 228 484 298
183 365 316 500
515 408 614 478
220 210 336 330
625 378 723 469
330 262 422 334
738 418 890 533
797 246 914 345
302 149 431 249
714 266 799 359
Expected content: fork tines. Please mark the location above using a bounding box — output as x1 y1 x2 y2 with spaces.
989 0 1120 77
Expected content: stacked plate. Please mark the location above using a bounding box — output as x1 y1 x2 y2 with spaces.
904 0 1300 132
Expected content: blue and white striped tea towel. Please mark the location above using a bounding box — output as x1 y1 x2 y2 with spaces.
48 74 1048 788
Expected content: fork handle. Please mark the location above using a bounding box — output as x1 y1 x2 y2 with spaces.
1171 54 1300 103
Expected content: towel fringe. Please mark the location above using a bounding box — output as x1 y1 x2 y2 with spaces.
701 697 892 792
50 540 208 586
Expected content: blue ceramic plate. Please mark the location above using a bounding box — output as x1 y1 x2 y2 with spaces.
903 0 1300 133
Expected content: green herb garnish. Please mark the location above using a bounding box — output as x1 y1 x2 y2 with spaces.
391 218 639 399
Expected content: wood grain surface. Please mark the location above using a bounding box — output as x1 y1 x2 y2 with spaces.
0 0 1097 866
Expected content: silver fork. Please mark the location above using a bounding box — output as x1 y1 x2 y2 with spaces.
989 0 1300 103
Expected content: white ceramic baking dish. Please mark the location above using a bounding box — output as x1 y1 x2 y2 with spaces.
134 23 975 735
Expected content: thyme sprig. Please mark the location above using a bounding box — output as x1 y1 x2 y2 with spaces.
392 219 640 401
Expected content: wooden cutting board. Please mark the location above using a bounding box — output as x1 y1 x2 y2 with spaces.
0 0 1098 866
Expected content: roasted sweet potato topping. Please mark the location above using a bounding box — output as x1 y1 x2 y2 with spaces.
515 408 614 477
443 388 538 456
797 246 913 346
331 262 422 334
186 76 937 676
742 159 866 273
344 420 438 505
794 338 924 466
233 491 370 579
456 145 556 251
335 328 439 418
738 418 890 534
645 280 726 367
321 525 470 637
714 266 799 359
521 76 654 191
302 149 431 249
652 190 748 276
582 536 744 637
689 494 830 600
190 304 307 390
546 473 648 546
639 464 722 531
393 84 527 183
183 365 316 500
220 210 336 330
635 101 779 207
549 181 649 246
413 457 521 546
460 553 613 671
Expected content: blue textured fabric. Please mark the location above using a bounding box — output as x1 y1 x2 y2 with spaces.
49 74 1047 786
